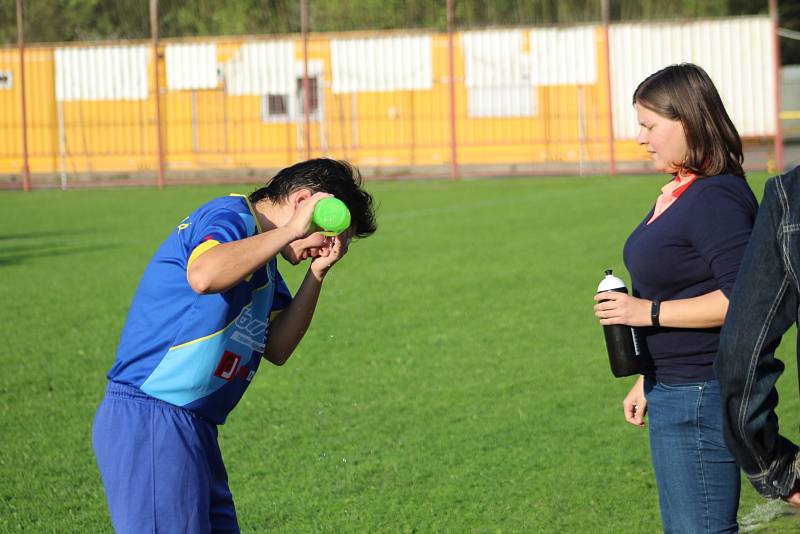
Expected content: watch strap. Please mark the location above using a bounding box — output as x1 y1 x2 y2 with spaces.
651 299 661 328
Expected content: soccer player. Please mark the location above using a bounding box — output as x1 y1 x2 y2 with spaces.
92 158 377 533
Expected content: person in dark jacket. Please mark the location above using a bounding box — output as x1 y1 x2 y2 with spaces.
716 165 800 506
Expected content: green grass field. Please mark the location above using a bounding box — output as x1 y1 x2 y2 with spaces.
1 174 799 532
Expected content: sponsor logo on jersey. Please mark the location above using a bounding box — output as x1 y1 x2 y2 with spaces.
214 351 241 381
237 366 255 382
230 306 267 353
177 216 191 233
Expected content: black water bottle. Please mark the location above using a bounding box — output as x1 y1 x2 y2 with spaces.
597 269 642 377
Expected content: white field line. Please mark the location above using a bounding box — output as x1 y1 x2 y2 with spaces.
379 178 640 221
379 198 533 221
379 182 616 222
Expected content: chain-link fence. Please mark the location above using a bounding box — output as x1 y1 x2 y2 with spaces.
0 0 786 189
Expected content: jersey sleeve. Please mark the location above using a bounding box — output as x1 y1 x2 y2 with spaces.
185 206 254 269
272 269 293 312
193 207 252 247
687 181 757 297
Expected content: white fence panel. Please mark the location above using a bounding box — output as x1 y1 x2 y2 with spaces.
166 43 218 91
224 41 296 96
528 26 597 86
55 45 149 101
610 16 775 139
461 30 535 117
330 35 433 93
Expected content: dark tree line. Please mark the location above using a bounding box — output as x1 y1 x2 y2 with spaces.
1 0 797 63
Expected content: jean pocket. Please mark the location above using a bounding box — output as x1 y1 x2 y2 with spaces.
655 381 705 392
648 382 705 428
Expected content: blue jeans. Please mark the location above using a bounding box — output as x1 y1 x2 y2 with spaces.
645 379 740 534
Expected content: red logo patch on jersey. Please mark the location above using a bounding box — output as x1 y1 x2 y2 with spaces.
237 366 256 382
214 351 241 381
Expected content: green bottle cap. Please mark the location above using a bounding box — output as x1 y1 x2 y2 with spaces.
312 197 351 236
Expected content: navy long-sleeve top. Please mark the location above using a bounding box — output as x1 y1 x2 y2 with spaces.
623 174 758 383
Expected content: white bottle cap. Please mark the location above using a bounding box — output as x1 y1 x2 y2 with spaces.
597 269 627 292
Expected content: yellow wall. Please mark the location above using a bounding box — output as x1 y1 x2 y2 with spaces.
0 30 646 178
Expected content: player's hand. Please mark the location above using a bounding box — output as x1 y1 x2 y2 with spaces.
782 479 800 507
594 291 652 327
784 492 800 507
282 232 328 265
623 375 647 427
309 230 353 280
285 192 333 240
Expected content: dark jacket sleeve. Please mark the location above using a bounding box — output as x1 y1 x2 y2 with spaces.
715 176 800 499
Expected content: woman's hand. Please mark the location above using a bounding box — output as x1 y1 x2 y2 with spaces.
594 291 652 327
623 375 647 427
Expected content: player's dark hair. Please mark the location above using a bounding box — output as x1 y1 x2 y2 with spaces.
249 158 376 238
633 63 744 178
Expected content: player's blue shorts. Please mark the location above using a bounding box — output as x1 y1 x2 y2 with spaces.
92 381 240 534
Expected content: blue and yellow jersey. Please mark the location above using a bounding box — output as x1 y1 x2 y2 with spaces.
108 195 292 424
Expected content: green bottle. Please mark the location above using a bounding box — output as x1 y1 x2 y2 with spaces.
312 197 351 236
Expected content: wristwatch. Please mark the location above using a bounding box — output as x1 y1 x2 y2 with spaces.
651 299 661 328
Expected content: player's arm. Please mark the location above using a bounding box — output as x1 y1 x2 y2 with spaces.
187 192 330 294
264 233 351 365
187 226 298 294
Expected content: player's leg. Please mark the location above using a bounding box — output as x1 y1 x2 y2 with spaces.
209 473 239 533
92 382 213 533
203 425 240 533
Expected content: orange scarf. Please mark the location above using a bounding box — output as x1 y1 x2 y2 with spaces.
647 172 698 224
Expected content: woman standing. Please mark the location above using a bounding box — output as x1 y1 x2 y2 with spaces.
593 63 757 533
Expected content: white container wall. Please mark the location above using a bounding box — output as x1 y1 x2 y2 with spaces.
4 14 780 184
55 45 150 102
610 16 775 139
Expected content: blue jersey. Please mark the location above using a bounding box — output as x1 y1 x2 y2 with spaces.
108 195 292 424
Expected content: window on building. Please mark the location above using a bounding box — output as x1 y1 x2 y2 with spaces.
267 94 287 116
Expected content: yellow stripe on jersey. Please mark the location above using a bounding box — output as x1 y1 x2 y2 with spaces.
187 239 220 270
169 283 272 352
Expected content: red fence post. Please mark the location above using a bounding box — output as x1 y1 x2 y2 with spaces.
150 0 166 188
446 0 458 180
301 0 312 160
601 0 616 176
769 0 784 173
16 0 30 191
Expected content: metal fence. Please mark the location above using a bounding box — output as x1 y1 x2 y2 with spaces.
1 1 785 190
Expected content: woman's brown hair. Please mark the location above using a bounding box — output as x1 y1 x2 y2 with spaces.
633 63 744 178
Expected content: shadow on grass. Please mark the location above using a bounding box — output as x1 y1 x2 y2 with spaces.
0 229 113 266
0 230 94 241
0 242 120 266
